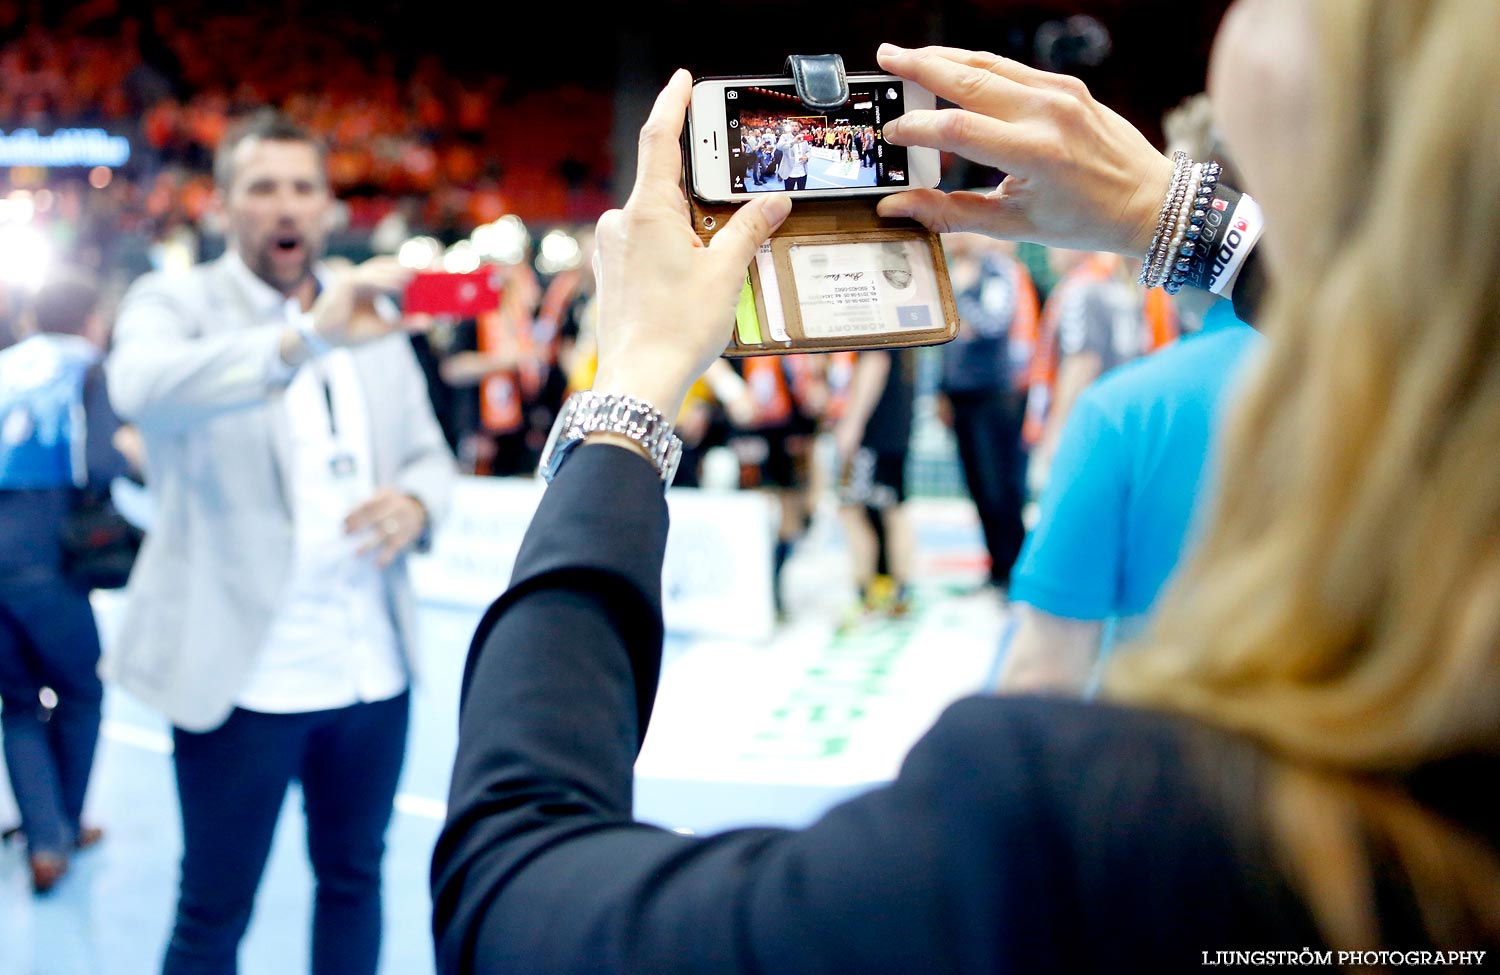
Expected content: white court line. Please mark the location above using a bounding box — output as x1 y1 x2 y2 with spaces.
100 720 449 821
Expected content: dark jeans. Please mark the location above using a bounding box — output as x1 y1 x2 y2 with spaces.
948 388 1028 587
0 572 103 855
162 691 410 975
783 175 808 190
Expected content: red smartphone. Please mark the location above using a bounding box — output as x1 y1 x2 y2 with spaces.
403 270 503 317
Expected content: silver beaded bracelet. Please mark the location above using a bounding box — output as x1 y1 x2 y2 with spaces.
1159 162 1205 289
1139 150 1193 289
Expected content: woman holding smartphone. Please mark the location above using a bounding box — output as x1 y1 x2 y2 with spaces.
432 1 1500 969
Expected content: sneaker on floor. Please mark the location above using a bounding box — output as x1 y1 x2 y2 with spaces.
862 575 897 613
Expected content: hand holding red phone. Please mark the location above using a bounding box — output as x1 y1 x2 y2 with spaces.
308 256 416 347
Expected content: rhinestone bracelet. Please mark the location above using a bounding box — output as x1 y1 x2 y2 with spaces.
1165 161 1222 295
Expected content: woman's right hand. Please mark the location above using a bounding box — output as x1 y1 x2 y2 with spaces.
589 70 792 421
874 44 1174 258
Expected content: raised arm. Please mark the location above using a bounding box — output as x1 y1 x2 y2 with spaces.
107 257 415 432
431 70 799 971
106 273 295 432
873 44 1269 325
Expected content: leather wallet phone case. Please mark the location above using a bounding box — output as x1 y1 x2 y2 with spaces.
687 184 960 359
686 56 960 358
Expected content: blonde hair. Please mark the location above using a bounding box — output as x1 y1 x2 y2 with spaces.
1106 0 1500 949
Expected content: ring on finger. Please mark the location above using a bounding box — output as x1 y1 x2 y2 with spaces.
381 517 401 536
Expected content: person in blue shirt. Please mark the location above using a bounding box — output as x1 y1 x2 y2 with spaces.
998 96 1262 695
999 297 1261 692
0 271 132 893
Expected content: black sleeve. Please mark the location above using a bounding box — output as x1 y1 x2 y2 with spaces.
430 441 964 974
430 444 1315 974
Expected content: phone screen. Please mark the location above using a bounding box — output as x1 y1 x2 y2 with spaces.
722 80 911 196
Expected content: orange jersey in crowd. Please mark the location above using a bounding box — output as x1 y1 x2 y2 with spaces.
740 353 856 428
479 265 544 434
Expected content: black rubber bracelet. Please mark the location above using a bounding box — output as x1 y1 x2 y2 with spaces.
1187 182 1242 291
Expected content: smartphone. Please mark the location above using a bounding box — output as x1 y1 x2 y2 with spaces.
687 73 939 203
402 270 503 318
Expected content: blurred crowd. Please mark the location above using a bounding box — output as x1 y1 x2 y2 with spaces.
0 0 613 253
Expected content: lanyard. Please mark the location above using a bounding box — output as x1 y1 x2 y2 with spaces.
283 293 338 439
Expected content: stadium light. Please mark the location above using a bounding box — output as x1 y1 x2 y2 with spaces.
535 229 582 275
397 235 443 269
442 239 481 274
471 214 529 266
0 222 52 290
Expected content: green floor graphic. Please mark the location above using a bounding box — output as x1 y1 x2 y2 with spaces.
743 587 986 764
752 625 912 761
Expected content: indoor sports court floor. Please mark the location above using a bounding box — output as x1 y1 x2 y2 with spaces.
0 493 1009 975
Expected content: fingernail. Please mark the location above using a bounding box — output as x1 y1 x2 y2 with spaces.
876 197 910 218
763 193 793 225
878 43 906 57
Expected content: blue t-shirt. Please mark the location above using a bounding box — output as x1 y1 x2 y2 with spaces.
1009 302 1261 636
0 333 97 490
0 335 128 578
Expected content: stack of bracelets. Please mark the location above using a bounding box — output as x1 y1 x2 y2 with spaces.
1139 151 1262 297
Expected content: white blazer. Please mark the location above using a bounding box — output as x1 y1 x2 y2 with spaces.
104 255 456 731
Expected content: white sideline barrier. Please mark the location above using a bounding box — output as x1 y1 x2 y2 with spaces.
408 475 778 642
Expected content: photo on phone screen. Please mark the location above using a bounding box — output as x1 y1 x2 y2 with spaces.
688 75 937 201
726 81 907 195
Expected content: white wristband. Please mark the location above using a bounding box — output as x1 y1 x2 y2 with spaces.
1208 194 1265 296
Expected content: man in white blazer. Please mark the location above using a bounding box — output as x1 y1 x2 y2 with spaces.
106 109 455 975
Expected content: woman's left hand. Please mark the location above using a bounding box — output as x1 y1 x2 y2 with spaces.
590 69 793 421
874 43 1171 257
